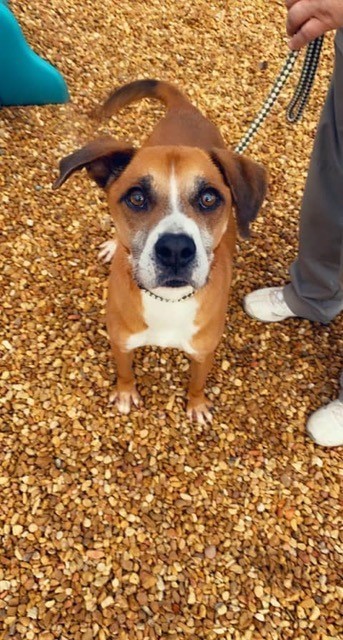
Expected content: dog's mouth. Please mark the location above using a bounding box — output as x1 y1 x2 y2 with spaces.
135 267 195 290
133 255 210 292
134 269 208 292
163 278 190 288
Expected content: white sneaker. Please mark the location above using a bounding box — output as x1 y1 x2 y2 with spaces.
307 400 343 447
243 287 296 322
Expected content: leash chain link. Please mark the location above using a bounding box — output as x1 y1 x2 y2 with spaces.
234 36 324 155
286 36 324 122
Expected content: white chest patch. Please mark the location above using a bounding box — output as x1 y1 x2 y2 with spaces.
126 290 199 354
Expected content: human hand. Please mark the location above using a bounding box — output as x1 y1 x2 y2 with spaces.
286 0 343 49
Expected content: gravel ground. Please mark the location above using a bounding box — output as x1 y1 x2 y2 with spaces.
0 1 342 639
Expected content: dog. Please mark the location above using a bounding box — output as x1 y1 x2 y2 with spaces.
53 79 267 423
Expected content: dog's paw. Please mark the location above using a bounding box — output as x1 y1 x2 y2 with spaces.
98 239 117 263
186 398 213 424
109 387 141 414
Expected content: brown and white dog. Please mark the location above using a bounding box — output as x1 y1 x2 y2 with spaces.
53 80 267 423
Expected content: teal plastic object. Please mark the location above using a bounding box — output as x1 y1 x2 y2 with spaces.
0 3 69 106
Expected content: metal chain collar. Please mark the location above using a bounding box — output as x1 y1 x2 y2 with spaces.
141 287 196 303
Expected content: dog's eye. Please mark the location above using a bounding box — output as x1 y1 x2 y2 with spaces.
125 188 147 210
198 188 221 211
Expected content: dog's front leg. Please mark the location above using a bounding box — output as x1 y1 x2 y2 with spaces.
109 344 141 414
187 352 214 424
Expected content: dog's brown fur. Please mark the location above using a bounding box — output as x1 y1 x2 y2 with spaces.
54 80 267 422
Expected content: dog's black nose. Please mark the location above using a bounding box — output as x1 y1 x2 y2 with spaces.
155 233 196 271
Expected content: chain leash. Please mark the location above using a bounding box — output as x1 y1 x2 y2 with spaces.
234 36 324 155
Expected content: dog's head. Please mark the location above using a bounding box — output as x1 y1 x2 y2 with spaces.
53 137 267 290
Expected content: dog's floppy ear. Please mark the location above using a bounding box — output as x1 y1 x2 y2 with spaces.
52 136 136 190
211 148 267 238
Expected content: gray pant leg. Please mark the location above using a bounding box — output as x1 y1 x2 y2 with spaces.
339 370 343 401
283 30 343 323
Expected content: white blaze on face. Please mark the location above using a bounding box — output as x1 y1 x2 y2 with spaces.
169 167 180 215
135 166 213 290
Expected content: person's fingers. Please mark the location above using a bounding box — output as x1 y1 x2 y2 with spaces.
288 17 327 49
286 1 317 36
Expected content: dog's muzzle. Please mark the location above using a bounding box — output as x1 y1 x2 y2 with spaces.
154 233 196 287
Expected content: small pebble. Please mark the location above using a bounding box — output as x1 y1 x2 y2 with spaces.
254 613 265 622
205 545 217 559
254 585 264 598
216 603 227 616
12 525 23 536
